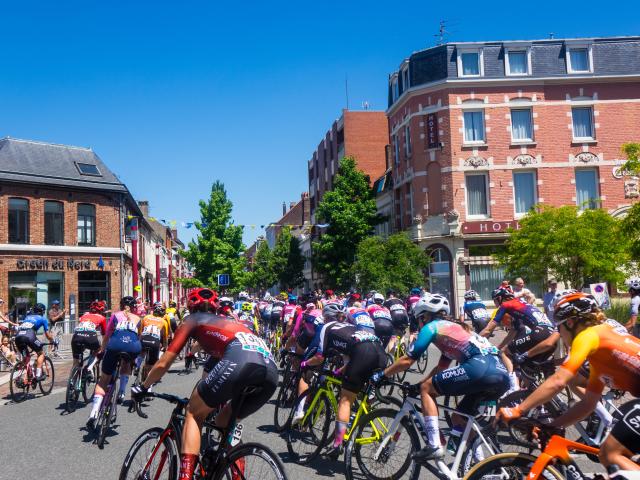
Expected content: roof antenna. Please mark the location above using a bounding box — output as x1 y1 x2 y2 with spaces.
362 101 369 110
434 20 449 45
548 32 555 39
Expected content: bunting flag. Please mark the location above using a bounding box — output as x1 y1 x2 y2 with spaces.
128 215 329 231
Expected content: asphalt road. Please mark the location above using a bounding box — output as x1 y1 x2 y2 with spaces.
0 341 605 480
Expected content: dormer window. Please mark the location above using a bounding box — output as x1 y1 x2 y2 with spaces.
402 67 409 92
457 49 483 77
566 43 593 74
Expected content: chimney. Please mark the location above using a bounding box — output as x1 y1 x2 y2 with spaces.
171 229 178 240
290 201 296 210
282 201 287 215
138 200 149 217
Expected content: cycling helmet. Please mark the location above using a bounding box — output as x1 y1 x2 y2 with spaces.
288 294 298 304
410 287 421 296
627 278 640 292
219 296 234 308
238 291 249 301
188 288 218 310
169 300 177 308
241 302 253 312
33 303 46 315
464 290 479 301
89 300 104 313
323 302 347 321
373 292 385 305
120 296 137 310
553 291 599 325
413 294 450 318
491 285 515 304
153 302 165 315
306 302 315 311
349 292 361 301
548 289 577 313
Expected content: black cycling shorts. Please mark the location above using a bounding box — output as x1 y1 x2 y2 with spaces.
140 335 162 365
374 319 394 349
170 318 178 333
390 311 409 331
197 342 278 418
71 331 100 360
342 341 386 394
15 331 43 354
508 325 555 361
409 314 419 333
610 398 640 455
270 311 282 329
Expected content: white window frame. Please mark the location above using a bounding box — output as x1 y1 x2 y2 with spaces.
462 108 486 145
575 168 599 210
505 46 532 76
465 172 490 219
571 105 595 141
457 48 484 78
510 107 534 143
512 170 538 218
565 43 594 74
404 125 412 158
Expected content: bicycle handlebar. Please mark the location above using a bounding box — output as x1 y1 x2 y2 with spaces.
129 391 189 419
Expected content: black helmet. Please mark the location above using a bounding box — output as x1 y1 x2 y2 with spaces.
120 296 136 309
33 303 46 314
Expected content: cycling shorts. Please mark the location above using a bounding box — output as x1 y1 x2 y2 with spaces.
610 398 640 455
470 316 490 334
409 314 419 333
15 330 43 354
508 325 555 361
374 319 394 349
71 331 100 360
102 331 142 375
296 328 315 350
432 354 509 410
140 335 162 365
390 311 409 331
170 318 178 333
203 355 218 374
197 342 278 418
342 341 386 394
270 311 282 329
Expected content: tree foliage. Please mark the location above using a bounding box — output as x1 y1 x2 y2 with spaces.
272 228 305 290
621 142 640 175
312 156 382 290
248 240 276 292
181 181 247 290
353 233 429 296
620 142 640 263
495 205 630 289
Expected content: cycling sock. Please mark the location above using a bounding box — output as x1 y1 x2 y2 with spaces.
423 415 441 448
473 442 485 461
594 401 613 426
508 372 519 391
178 453 198 480
295 398 306 415
119 375 129 395
333 421 347 447
90 392 104 418
135 356 143 370
36 367 42 377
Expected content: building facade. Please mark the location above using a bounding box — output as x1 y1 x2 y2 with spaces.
386 36 640 312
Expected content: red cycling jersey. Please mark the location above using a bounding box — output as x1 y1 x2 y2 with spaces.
76 312 107 335
167 312 251 359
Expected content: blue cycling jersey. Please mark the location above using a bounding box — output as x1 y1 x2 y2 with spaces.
18 314 49 333
464 301 490 322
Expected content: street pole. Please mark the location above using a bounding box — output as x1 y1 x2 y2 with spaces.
155 244 161 303
131 217 139 295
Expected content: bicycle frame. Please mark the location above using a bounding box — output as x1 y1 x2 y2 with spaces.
528 435 599 480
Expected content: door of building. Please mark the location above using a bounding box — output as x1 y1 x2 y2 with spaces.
78 271 110 314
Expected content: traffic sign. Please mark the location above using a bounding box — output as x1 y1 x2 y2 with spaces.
217 274 230 286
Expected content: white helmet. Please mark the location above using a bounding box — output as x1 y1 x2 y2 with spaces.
413 294 450 317
373 292 384 304
627 278 640 291
238 291 249 301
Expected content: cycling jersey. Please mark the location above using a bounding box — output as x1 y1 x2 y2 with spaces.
317 321 380 357
102 311 142 375
283 304 301 326
15 314 49 353
166 307 180 332
75 313 106 334
237 312 259 334
463 300 491 331
72 313 106 361
270 301 284 321
384 298 409 330
296 309 324 350
406 294 421 313
561 322 640 396
492 298 555 332
140 314 169 342
346 307 375 330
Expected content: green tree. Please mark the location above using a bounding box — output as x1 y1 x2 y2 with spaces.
620 142 640 263
248 240 276 292
182 181 247 290
312 156 382 289
495 205 630 289
353 233 429 295
621 142 640 174
272 228 305 290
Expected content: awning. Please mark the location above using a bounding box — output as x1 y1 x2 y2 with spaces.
459 256 497 265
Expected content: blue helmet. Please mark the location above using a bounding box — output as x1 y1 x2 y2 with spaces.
33 303 47 314
288 294 297 304
410 287 421 296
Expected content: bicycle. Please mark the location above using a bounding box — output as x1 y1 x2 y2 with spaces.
65 350 99 413
273 351 303 432
9 342 55 403
121 390 288 480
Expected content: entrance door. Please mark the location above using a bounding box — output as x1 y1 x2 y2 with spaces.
426 246 453 305
78 271 110 314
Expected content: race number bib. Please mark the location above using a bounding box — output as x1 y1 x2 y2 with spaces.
76 321 97 332
116 320 138 332
471 308 490 321
142 324 161 339
236 332 272 360
390 304 406 312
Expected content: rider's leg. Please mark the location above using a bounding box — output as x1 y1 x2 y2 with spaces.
599 434 640 471
89 372 112 419
420 378 441 448
181 390 215 480
334 389 356 448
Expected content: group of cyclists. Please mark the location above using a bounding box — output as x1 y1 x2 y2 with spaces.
5 278 640 479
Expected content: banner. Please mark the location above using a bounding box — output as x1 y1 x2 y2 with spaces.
590 282 611 310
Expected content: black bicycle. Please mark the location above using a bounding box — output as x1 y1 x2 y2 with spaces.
65 350 99 413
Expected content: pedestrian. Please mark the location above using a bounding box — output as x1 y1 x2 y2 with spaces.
543 279 558 319
513 277 531 299
626 279 640 337
48 300 66 326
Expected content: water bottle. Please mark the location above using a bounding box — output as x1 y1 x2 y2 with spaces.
446 428 462 455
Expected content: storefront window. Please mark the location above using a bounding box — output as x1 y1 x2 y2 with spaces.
78 271 110 313
8 271 64 321
426 247 452 304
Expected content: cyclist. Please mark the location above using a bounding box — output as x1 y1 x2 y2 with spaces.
366 300 394 350
132 288 278 480
270 295 285 337
626 278 640 337
237 301 259 334
461 289 491 333
71 300 107 378
14 303 54 381
384 291 409 353
218 297 237 318
165 300 181 333
406 287 422 342
374 294 509 462
496 291 640 472
87 296 142 429
282 294 302 338
138 302 170 382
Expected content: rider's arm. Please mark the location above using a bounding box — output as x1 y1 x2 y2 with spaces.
552 389 600 427
480 319 498 337
498 328 518 350
142 351 177 388
524 331 560 358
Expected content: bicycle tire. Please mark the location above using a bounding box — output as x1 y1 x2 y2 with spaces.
286 390 332 464
459 430 502 477
66 366 82 413
39 356 55 395
346 407 421 480
9 360 29 403
396 344 407 381
98 379 119 449
82 361 98 403
379 354 395 397
463 452 564 480
213 442 288 480
119 427 179 480
274 376 297 432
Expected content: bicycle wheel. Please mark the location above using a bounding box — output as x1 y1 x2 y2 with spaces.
286 391 332 464
379 354 396 397
9 360 29 403
416 352 428 374
119 427 179 480
39 356 55 395
82 361 99 403
98 382 119 449
274 376 297 432
215 442 288 480
459 432 502 477
66 366 82 413
346 407 421 480
396 344 407 381
464 452 563 480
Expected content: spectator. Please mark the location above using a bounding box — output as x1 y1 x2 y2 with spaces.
627 279 640 337
513 277 532 299
1 335 17 365
523 291 537 305
48 300 66 325
542 279 558 319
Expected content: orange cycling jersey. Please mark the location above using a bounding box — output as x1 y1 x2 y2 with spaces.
561 322 640 396
140 314 169 342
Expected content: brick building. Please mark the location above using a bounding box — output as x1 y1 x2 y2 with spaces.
385 36 640 312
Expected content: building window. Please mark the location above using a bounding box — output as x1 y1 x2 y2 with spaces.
404 125 412 157
511 108 533 142
506 49 529 75
44 201 64 245
8 271 64 322
567 47 591 73
575 169 599 210
470 264 506 302
465 173 489 218
393 134 400 166
77 203 96 246
75 162 102 176
402 67 409 92
458 50 482 77
513 171 537 215
8 198 29 244
463 110 485 143
427 247 452 304
572 107 594 140
78 271 110 313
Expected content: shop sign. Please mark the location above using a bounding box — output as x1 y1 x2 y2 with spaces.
16 258 96 270
160 267 168 283
426 113 439 149
462 221 521 234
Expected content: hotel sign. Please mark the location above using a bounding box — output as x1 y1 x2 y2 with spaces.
462 221 521 234
426 113 439 149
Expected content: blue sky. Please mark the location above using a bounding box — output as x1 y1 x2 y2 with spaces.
1 1 638 246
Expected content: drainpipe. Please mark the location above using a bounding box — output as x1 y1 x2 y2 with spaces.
131 218 139 295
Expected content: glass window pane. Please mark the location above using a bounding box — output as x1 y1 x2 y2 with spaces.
570 49 589 71
8 198 29 244
576 169 598 210
464 111 484 142
466 174 488 216
508 51 527 74
511 109 533 141
470 264 506 301
514 172 536 214
44 201 64 245
572 107 593 138
461 52 479 75
78 204 95 216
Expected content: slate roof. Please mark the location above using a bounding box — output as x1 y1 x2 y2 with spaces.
0 137 127 192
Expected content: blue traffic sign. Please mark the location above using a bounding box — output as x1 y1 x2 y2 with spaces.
217 274 230 286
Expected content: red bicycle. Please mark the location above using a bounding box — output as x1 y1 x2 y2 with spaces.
9 343 55 403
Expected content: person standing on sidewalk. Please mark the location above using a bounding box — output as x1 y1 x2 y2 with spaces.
48 300 66 326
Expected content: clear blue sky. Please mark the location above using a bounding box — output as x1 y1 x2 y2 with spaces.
1 1 638 246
